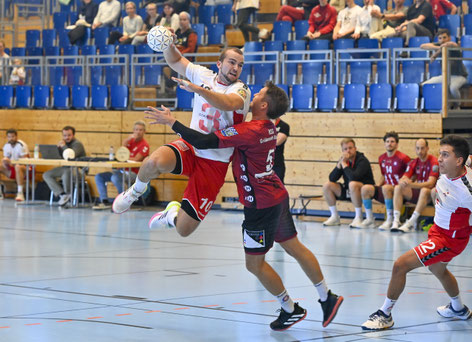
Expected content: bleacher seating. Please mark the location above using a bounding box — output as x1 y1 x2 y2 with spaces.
16 86 32 108
273 21 292 42
291 84 313 111
0 86 14 108
422 83 442 112
71 85 89 109
91 85 108 109
395 83 419 112
369 83 392 112
33 85 50 108
316 84 338 111
343 83 365 112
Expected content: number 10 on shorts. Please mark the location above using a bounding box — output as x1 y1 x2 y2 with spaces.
200 198 214 213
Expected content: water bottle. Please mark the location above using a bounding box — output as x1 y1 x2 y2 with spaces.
34 144 39 159
109 146 114 161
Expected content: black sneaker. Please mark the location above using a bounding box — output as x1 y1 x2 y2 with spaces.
270 303 307 331
318 290 344 327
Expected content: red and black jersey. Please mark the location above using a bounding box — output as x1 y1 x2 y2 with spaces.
215 120 288 209
404 154 440 183
378 150 411 185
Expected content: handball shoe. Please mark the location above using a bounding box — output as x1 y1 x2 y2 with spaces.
148 201 181 230
270 303 307 331
112 184 147 214
319 290 344 327
361 309 394 330
437 303 472 320
378 219 393 230
323 215 341 226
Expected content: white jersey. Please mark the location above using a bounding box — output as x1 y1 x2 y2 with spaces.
185 62 251 162
338 5 362 36
434 166 472 233
2 139 29 160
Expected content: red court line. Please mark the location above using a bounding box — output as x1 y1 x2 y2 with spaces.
56 320 73 323
408 292 424 295
348 295 365 297
0 326 10 329
436 291 447 293
377 293 387 296
261 300 276 303
292 298 305 301
173 307 189 310
145 310 161 313
87 317 104 320
203 305 219 307
25 323 41 326
116 313 132 316
232 302 248 305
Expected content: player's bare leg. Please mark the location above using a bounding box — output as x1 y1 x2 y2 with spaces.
359 184 376 228
379 184 394 230
391 185 413 230
399 188 431 232
14 164 26 202
322 182 342 226
349 181 364 228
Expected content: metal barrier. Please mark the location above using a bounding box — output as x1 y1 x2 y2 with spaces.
335 48 389 84
281 50 334 84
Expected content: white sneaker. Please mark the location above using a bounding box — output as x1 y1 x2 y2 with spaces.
323 215 341 226
112 184 147 214
378 219 393 230
361 309 394 330
58 194 71 206
148 201 181 230
390 221 401 232
396 221 414 233
358 218 375 229
15 192 25 202
437 303 472 320
349 217 363 228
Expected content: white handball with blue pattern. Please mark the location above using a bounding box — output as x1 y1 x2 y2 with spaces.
147 26 173 52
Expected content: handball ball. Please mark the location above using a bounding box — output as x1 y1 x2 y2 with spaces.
62 148 75 161
147 26 173 52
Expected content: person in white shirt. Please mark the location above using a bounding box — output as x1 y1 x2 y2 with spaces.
333 0 362 40
352 0 382 39
0 40 10 85
108 1 144 44
92 0 121 29
159 2 180 33
362 135 472 331
0 129 29 202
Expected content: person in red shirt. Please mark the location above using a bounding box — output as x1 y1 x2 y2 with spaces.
144 81 343 331
358 131 411 229
429 0 456 22
304 0 338 41
391 138 439 232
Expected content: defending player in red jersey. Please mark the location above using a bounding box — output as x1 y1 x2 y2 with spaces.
362 135 472 330
144 82 344 331
358 132 410 229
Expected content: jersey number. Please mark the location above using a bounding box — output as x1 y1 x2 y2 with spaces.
266 149 275 172
418 239 436 254
200 198 214 213
199 103 222 133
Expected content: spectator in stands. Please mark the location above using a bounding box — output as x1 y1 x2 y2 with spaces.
132 3 160 45
43 126 86 206
429 0 456 23
0 129 29 202
159 2 180 32
109 2 144 45
276 0 320 26
9 59 25 86
394 0 435 44
370 0 408 42
322 138 375 228
0 40 10 85
421 28 467 102
358 132 411 229
233 0 270 42
273 118 290 184
390 138 438 233
332 0 362 40
92 0 121 30
303 0 337 42
67 0 99 45
93 121 149 210
352 0 383 39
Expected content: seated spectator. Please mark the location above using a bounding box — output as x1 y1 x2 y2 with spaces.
43 126 86 206
332 0 362 40
322 138 375 228
9 58 25 85
370 0 408 41
358 132 411 229
67 0 99 45
0 40 10 85
0 129 29 202
303 0 337 42
93 121 149 210
421 28 468 102
233 0 270 42
159 2 180 33
132 3 160 45
276 0 320 26
429 0 456 23
352 0 382 39
92 0 121 30
390 138 438 233
109 2 144 45
394 0 435 44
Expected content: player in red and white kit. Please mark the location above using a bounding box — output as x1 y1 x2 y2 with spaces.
362 135 472 330
358 132 410 229
391 138 439 232
144 82 344 331
112 45 250 237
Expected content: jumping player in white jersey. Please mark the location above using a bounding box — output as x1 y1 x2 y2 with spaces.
362 135 472 330
113 44 251 237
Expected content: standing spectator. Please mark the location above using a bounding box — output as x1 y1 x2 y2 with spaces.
429 0 456 23
159 2 180 33
322 138 375 228
109 2 144 45
352 0 383 39
304 0 337 42
9 58 26 85
67 0 99 45
0 40 10 85
394 0 435 44
273 118 290 184
332 0 362 40
276 0 320 26
233 0 270 42
370 0 408 42
421 28 467 102
132 3 160 45
92 0 121 30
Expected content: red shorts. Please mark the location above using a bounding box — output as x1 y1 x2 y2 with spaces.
413 224 471 266
7 165 32 180
167 139 229 221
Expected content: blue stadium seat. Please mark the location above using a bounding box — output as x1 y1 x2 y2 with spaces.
207 23 225 45
217 4 232 25
199 5 216 26
422 83 442 112
105 66 122 85
33 85 50 108
264 40 283 61
428 60 441 77
144 65 162 85
110 85 128 109
439 15 461 38
273 21 292 42
0 86 14 108
308 39 329 59
11 47 26 56
381 37 403 50
402 61 425 83
81 45 97 56
53 85 70 109
465 14 472 35
45 46 60 58
118 44 134 63
343 83 366 112
26 29 41 47
395 83 419 112
316 84 338 111
42 29 57 48
94 27 110 46
253 63 274 84
239 64 252 84
192 23 205 46
461 36 472 83
65 67 83 86
26 47 43 65
53 12 68 30
248 84 263 101
16 85 32 108
294 20 309 40
354 0 364 6
291 84 313 111
301 62 324 84
63 45 79 64
243 41 263 61
48 66 63 86
72 85 89 109
176 86 194 110
349 61 371 84
28 67 42 85
356 38 379 58
376 61 388 83
369 83 392 112
334 38 355 55
285 40 306 85
409 36 430 57
58 28 71 48
91 85 108 109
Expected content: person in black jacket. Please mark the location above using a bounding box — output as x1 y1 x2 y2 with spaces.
68 0 99 45
322 138 375 228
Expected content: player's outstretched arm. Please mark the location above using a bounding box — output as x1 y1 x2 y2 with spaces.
163 36 190 76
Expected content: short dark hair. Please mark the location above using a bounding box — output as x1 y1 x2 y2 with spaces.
6 128 17 136
440 135 470 166
218 47 243 63
264 81 289 119
437 28 450 37
62 126 75 135
383 131 399 143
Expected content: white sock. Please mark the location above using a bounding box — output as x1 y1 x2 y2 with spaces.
315 279 329 302
386 210 393 221
408 211 420 224
166 205 179 228
18 185 23 193
276 289 295 313
133 177 149 193
393 210 401 223
380 297 396 316
354 207 363 220
329 206 338 217
450 294 464 311
365 208 373 221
